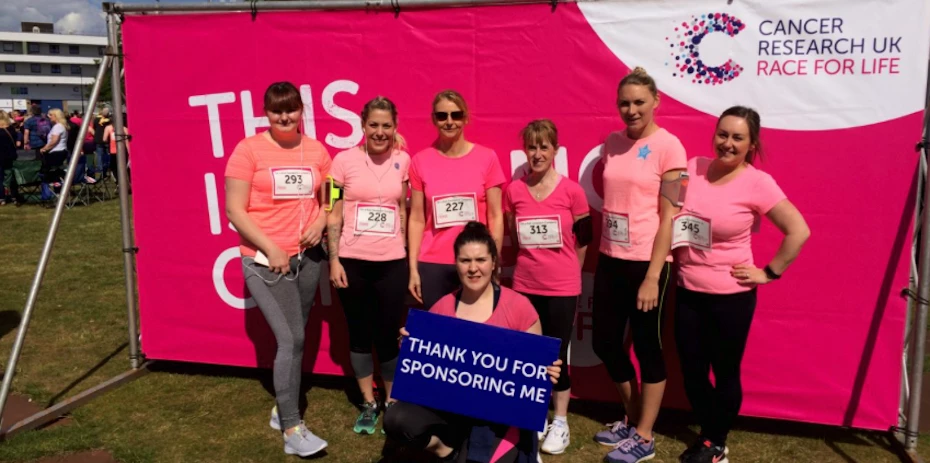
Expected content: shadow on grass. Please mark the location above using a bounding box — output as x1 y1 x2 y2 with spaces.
147 360 359 418
47 342 128 407
0 310 22 342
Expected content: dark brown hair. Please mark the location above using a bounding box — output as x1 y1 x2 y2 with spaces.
453 222 498 265
263 82 303 113
717 106 764 164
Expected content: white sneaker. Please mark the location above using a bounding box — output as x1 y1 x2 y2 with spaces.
270 405 281 431
540 420 570 455
283 422 328 457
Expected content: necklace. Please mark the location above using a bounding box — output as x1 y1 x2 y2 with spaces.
528 169 556 199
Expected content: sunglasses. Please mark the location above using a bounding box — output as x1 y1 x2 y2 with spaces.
433 111 465 121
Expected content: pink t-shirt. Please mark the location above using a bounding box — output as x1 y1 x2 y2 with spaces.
225 134 331 257
429 286 539 332
504 175 589 296
409 144 506 265
331 147 410 262
599 128 687 261
675 157 787 294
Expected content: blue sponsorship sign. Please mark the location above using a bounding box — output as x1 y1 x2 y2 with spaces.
391 309 560 432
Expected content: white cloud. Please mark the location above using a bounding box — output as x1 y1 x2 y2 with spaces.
0 0 106 36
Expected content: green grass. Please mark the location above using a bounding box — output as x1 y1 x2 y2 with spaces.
1 200 930 462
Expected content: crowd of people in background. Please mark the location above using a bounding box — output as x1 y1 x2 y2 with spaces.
0 104 130 206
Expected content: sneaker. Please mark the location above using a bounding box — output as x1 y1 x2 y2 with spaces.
270 405 281 431
595 419 633 446
283 422 328 457
541 419 570 455
605 434 655 463
679 438 728 463
354 401 379 435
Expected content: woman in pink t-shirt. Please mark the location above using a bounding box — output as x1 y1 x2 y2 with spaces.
593 68 687 463
326 97 411 435
225 82 329 457
503 120 590 455
673 107 809 463
408 90 507 310
385 222 562 462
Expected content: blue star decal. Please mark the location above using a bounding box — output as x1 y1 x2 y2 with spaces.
637 145 651 160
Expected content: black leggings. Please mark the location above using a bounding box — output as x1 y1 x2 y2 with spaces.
383 401 471 452
418 262 460 310
335 258 408 380
592 254 671 384
675 286 757 445
521 293 576 392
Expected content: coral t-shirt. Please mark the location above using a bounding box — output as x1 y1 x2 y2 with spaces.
330 147 410 262
429 286 539 332
409 144 506 265
675 157 787 294
504 175 589 296
225 133 331 257
599 128 687 262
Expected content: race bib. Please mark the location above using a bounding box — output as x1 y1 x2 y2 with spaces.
672 212 712 251
433 193 478 228
516 215 563 249
270 167 315 199
603 211 630 246
355 203 397 236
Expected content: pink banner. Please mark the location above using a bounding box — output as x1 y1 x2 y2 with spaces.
122 0 930 430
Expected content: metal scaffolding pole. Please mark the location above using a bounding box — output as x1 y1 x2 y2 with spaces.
0 54 113 427
110 0 578 14
905 61 930 456
106 11 142 370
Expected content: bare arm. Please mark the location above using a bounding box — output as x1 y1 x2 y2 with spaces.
733 199 810 284
326 185 348 288
399 182 408 243
23 129 31 149
486 186 504 256
299 178 329 248
574 213 590 269
225 177 289 273
407 189 427 303
638 169 685 310
41 133 61 152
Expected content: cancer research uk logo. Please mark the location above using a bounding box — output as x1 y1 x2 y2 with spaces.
666 13 746 85
578 1 930 130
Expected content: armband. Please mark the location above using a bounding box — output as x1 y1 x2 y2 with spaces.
660 171 689 207
323 175 343 212
572 216 593 246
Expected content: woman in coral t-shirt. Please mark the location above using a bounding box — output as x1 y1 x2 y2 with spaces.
673 107 809 463
504 119 589 455
327 96 410 435
224 82 329 457
407 90 507 309
593 67 687 463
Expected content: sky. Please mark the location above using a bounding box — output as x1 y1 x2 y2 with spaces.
0 0 238 36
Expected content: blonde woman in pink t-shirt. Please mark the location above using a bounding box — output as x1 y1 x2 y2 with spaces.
326 97 411 435
673 107 809 463
594 68 688 463
504 120 590 455
407 90 507 310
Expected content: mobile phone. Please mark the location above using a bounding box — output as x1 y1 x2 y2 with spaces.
254 251 270 267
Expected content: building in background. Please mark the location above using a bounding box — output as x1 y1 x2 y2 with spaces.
0 22 107 114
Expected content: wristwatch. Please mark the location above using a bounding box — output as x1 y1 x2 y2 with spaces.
763 265 781 281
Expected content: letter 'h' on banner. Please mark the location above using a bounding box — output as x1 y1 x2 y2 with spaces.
392 310 560 432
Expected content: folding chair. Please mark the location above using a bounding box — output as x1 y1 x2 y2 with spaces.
12 160 43 204
66 160 94 209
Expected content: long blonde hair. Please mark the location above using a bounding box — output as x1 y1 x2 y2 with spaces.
47 108 70 130
0 110 11 129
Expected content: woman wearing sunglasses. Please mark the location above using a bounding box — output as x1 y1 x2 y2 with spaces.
408 90 506 309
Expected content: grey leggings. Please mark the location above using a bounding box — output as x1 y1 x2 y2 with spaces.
243 247 323 430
